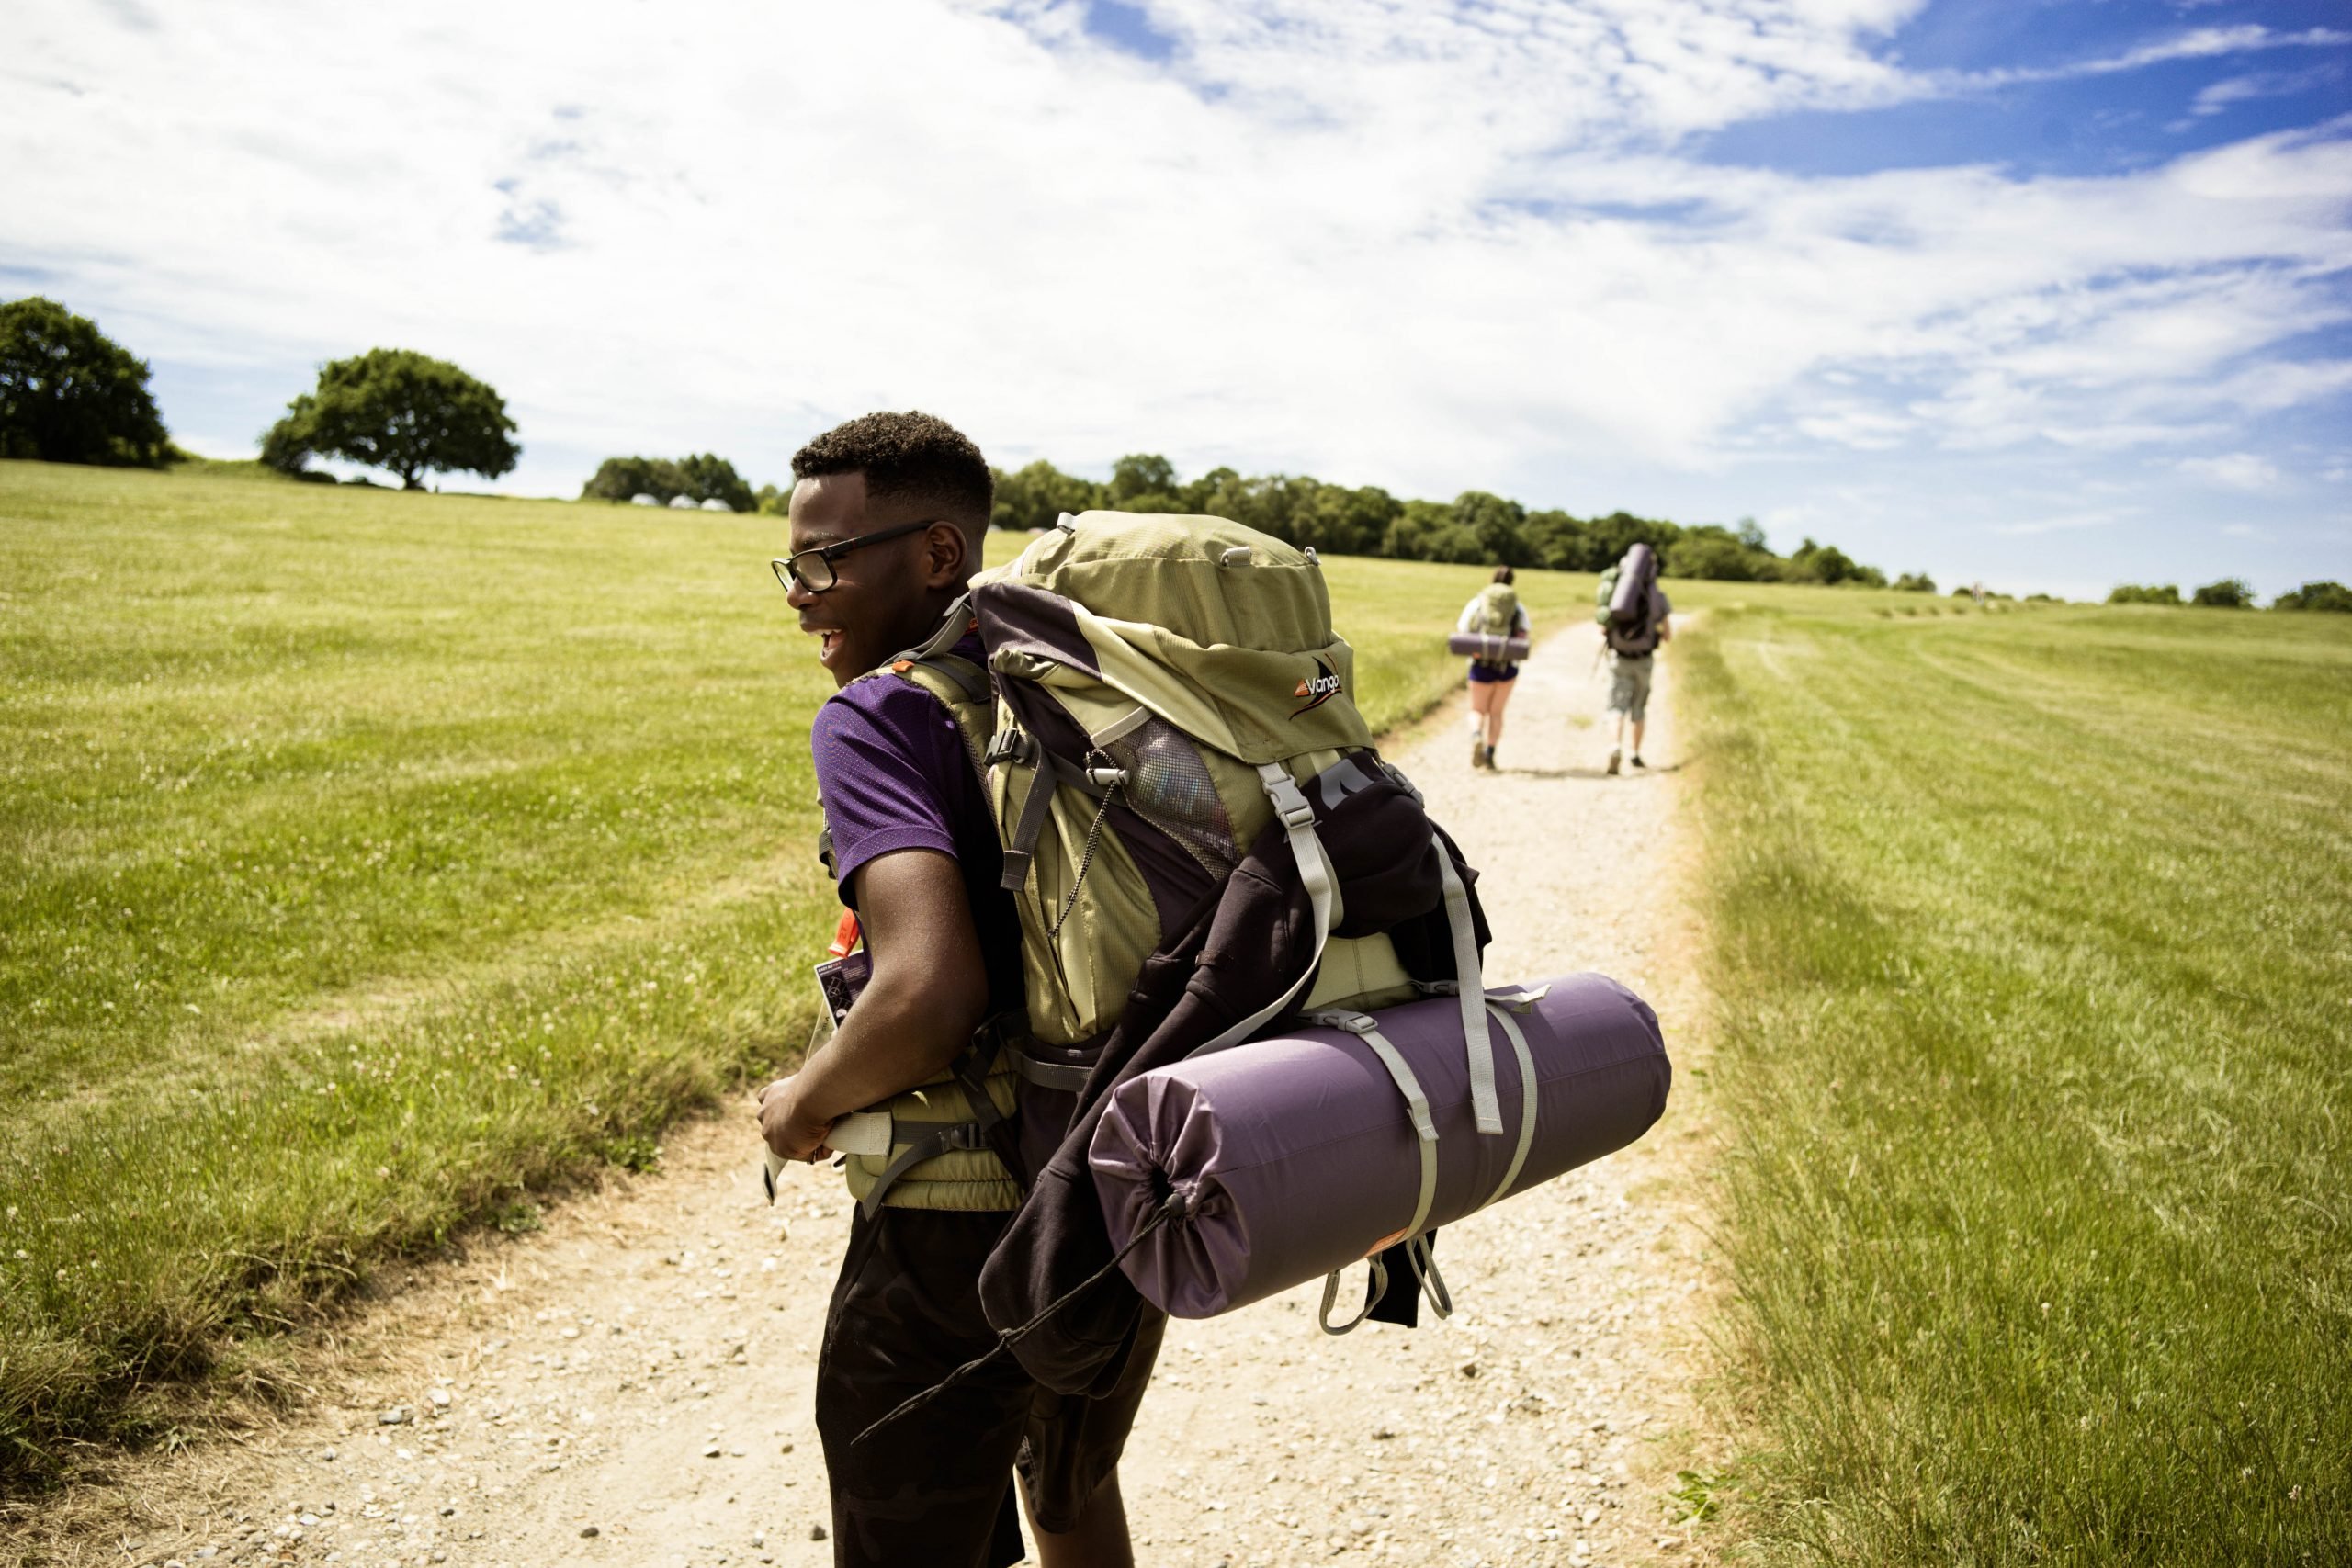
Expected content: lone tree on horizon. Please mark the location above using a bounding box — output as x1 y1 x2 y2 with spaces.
0 296 173 468
264 348 518 490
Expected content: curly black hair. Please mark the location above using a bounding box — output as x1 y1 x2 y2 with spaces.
790 411 992 532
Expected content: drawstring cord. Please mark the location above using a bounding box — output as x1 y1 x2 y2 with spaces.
1048 752 1123 941
851 1190 1188 1449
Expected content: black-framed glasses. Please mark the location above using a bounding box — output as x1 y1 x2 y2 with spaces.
770 518 944 594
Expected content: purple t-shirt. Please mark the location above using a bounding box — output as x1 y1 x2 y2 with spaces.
809 638 1022 1011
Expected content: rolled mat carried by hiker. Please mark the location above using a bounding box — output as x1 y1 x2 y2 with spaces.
1090 974 1668 1326
1454 566 1532 771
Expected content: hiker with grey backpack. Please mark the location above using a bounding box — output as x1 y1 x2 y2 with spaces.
1596 542 1671 774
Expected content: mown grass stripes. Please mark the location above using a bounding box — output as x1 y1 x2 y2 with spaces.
1681 602 2350 1562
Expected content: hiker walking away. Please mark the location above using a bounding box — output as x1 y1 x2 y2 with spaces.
1459 567 1531 770
1597 543 1672 774
756 412 1156 1568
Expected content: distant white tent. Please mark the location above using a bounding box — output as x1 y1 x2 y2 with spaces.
629 493 660 506
667 494 698 510
699 497 734 513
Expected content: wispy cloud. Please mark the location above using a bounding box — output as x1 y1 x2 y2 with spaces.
2178 453 2282 491
2189 61 2344 117
1992 510 2127 537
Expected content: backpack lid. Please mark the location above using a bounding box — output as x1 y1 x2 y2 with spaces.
973 512 1373 765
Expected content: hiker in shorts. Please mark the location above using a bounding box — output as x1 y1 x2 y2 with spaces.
1603 578 1671 774
756 412 1156 1568
1459 567 1532 770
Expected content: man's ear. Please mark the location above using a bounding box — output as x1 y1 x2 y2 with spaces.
922 522 971 589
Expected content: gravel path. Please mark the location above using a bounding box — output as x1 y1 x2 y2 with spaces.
12 621 1720 1568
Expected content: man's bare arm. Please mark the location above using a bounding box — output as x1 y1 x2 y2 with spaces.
758 847 990 1160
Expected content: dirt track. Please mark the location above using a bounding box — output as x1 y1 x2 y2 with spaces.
10 620 1720 1568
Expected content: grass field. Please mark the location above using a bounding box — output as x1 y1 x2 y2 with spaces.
0 460 1586 1480
1679 598 2351 1562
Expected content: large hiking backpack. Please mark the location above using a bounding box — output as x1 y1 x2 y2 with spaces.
1464 581 1521 669
1596 542 1661 656
827 513 1435 1216
976 513 1427 1057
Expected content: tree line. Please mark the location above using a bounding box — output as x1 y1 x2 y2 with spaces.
2109 578 2350 612
9 294 2343 610
980 452 1917 585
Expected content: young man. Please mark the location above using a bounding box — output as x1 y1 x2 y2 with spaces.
755 412 1153 1568
1604 578 1672 773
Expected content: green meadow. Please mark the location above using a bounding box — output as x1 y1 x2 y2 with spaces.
0 460 1583 1479
16 457 2342 1561
1679 598 2351 1562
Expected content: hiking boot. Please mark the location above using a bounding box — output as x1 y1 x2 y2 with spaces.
1471 737 1487 769
1482 744 1497 770
1630 754 1646 769
1605 748 1622 775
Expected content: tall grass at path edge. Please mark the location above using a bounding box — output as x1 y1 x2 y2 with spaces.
0 459 1583 1483
1678 596 2350 1562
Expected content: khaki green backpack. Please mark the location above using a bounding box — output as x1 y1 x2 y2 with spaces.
1468 582 1521 668
833 512 1421 1213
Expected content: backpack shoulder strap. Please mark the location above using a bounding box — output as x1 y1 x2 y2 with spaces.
890 655 995 781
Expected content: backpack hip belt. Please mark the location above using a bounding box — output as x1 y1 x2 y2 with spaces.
836 1011 1038 1217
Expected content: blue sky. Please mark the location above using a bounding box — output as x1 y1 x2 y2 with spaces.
5 0 2348 598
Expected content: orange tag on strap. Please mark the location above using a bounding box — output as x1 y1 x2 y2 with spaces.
828 911 863 958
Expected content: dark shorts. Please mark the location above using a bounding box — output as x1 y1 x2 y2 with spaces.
815 1207 1164 1568
1465 661 1519 684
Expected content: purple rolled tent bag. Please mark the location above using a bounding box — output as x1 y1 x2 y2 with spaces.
1089 973 1668 1325
1448 631 1532 662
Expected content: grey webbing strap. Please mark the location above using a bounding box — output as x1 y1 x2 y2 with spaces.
1406 1235 1453 1318
1009 1048 1091 1093
857 1122 989 1220
1304 1009 1438 1244
1317 1251 1388 1337
1193 764 1343 1057
902 594 973 663
999 765 1057 892
856 596 978 688
1477 1002 1540 1213
1437 844 1499 1134
1306 1004 1438 1337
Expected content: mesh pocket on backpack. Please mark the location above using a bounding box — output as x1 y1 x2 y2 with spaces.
1103 716 1237 879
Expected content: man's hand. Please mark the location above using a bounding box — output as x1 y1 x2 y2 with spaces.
757 1075 835 1163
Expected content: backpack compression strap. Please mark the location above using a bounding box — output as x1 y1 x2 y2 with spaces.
1192 764 1346 1056
1300 986 1544 1335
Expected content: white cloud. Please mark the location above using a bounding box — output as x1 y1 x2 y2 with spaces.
1991 510 2126 537
0 0 2346 523
2190 61 2345 116
2178 453 2282 491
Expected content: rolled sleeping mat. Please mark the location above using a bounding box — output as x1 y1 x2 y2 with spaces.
1447 632 1532 662
1609 542 1657 622
1090 974 1668 1321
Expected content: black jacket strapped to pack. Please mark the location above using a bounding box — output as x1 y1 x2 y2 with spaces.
976 754 1491 1397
